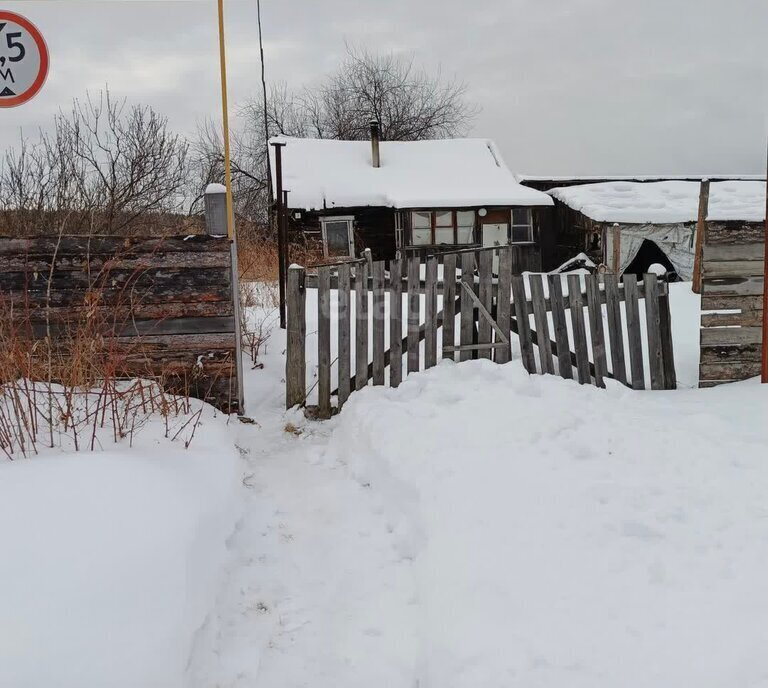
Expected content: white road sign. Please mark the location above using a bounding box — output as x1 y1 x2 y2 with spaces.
0 11 49 108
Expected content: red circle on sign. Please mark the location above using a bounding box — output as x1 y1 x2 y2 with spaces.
0 11 49 108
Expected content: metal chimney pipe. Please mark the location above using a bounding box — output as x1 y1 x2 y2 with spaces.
370 120 381 168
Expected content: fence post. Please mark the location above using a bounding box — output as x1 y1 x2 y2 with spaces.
286 265 306 409
206 183 244 413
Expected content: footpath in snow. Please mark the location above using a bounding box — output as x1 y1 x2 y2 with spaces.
5 282 768 687
191 283 768 688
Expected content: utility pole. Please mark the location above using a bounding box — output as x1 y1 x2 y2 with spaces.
761 141 768 383
691 178 710 294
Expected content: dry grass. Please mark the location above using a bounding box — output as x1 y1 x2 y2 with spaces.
238 235 325 282
0 256 226 458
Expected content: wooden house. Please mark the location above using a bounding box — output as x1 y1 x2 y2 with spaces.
269 125 555 270
543 179 766 279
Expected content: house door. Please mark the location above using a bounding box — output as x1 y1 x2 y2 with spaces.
321 217 355 258
481 222 509 272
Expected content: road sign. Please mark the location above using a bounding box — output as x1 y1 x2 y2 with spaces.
0 11 49 108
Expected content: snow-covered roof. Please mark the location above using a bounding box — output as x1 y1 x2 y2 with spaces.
548 180 766 224
269 136 553 211
517 174 765 183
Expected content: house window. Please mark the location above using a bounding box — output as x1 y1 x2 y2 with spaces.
510 208 534 243
409 210 476 245
320 216 355 257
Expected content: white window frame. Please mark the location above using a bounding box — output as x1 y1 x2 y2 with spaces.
320 215 355 257
510 208 534 244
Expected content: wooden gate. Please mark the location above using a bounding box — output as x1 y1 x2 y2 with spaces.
286 246 676 417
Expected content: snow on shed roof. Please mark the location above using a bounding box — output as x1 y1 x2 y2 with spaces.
548 180 766 224
269 136 553 211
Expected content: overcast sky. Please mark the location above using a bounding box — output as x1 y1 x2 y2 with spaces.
1 0 767 175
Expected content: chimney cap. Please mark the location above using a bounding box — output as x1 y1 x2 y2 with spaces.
369 119 380 127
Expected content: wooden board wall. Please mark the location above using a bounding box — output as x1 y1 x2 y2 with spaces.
699 221 765 387
0 234 239 412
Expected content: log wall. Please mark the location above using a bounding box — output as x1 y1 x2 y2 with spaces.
699 221 765 387
0 234 239 412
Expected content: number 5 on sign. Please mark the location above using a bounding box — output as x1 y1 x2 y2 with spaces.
0 11 49 108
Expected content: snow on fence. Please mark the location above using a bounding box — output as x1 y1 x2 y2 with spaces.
699 221 765 387
0 234 240 412
286 246 676 417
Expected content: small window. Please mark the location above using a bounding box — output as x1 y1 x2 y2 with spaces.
412 211 431 229
511 208 533 243
408 210 476 245
320 216 355 257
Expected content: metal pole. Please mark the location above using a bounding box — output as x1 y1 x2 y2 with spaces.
217 0 235 239
217 0 244 411
761 141 768 383
272 141 287 328
282 188 290 328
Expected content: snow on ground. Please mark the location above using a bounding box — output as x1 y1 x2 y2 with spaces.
6 279 767 687
0 403 242 688
189 281 768 687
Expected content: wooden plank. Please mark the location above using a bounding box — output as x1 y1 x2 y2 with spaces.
337 263 352 406
699 360 762 381
703 243 765 262
529 274 553 374
0 282 232 308
442 253 457 360
114 332 236 351
707 221 765 245
701 294 763 312
389 258 403 387
658 287 677 389
548 274 572 379
622 274 645 390
700 326 763 346
286 266 306 409
0 265 232 290
567 274 590 384
511 275 536 373
459 252 475 362
372 261 386 385
10 300 235 322
0 235 230 257
407 255 420 374
700 343 762 365
0 251 232 273
701 310 763 328
703 276 764 296
692 179 710 294
444 343 506 352
16 314 236 339
495 248 512 364
703 260 766 279
317 267 332 418
603 273 627 385
585 274 608 388
355 262 369 390
644 273 664 390
424 256 438 368
116 316 235 337
477 250 493 359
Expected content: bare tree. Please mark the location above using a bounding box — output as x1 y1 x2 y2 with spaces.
306 45 477 141
0 88 190 236
191 46 477 229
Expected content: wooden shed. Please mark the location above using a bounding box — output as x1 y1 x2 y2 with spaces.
544 179 766 279
269 127 555 270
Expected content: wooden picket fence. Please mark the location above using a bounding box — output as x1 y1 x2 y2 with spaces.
286 246 676 417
